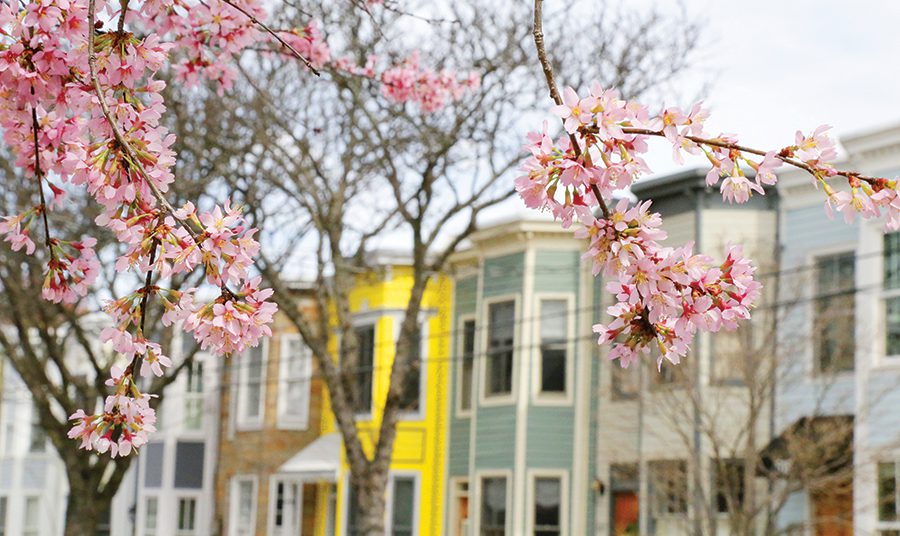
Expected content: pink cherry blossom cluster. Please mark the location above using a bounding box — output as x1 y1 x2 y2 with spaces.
518 82 900 369
576 200 760 367
378 53 481 112
68 366 158 457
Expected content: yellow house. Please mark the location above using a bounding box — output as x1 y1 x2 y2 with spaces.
311 258 452 536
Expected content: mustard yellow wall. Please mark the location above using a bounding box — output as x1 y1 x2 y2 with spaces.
315 266 452 535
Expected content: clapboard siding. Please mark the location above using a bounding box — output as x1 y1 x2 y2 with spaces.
483 252 524 298
473 405 517 469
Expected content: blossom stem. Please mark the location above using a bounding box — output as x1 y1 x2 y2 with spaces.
532 0 611 219
220 0 321 76
30 105 54 256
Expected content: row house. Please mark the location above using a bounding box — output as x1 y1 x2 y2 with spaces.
775 122 900 535
0 316 220 536
214 286 329 536
444 218 600 536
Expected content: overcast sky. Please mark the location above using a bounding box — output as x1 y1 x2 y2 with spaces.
479 0 900 226
645 0 900 174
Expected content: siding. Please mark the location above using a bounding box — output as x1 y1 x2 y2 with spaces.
448 276 477 477
473 406 517 469
483 252 525 298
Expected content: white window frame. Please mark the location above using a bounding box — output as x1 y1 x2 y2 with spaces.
398 316 429 421
229 475 259 536
235 340 269 431
479 295 520 407
532 293 575 405
386 470 421 535
139 494 160 536
474 470 512 536
455 314 477 418
175 495 199 536
182 358 205 433
526 469 568 536
447 477 470 536
278 334 312 430
880 227 900 368
804 243 859 380
22 496 40 536
267 477 304 535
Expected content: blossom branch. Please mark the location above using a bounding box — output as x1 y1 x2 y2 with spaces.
30 105 53 253
221 0 321 76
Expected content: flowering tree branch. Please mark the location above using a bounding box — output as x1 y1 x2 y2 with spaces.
524 0 897 372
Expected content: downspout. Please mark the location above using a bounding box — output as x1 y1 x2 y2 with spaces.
693 186 705 536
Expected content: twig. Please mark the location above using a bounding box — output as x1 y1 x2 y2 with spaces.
532 0 610 219
30 105 54 253
221 0 321 76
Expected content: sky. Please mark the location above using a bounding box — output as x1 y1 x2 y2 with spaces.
478 0 900 226
644 0 900 174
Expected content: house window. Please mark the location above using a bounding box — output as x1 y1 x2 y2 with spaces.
144 496 158 536
533 476 562 535
177 497 197 535
184 361 204 431
611 362 639 400
886 233 900 358
271 480 302 535
390 475 417 536
480 476 507 535
174 442 205 489
486 301 515 397
230 477 257 536
352 325 375 413
714 459 746 514
398 328 422 414
814 251 855 372
712 323 753 384
879 462 898 522
0 496 7 536
28 403 46 452
459 319 476 412
23 497 39 536
648 460 687 517
539 299 568 394
651 361 687 388
236 344 266 428
279 335 312 428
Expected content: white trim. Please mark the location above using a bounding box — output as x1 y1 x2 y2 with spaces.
479 294 520 407
525 469 569 536
267 476 304 536
235 339 269 431
455 314 477 418
228 475 258 536
447 477 470 536
277 334 312 430
532 292 576 406
473 470 513 536
386 470 421 535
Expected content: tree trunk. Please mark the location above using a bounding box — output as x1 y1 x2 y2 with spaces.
356 470 389 536
63 485 108 536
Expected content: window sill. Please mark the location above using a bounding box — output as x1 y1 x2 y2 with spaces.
479 393 515 407
532 393 573 406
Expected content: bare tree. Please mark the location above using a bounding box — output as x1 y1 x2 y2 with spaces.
165 1 704 533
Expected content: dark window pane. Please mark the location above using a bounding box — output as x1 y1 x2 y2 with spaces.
174 442 205 489
534 477 561 535
815 252 855 372
461 320 476 411
391 477 415 536
540 300 567 394
481 477 507 535
352 326 375 413
879 462 897 521
144 442 165 488
486 302 515 396
648 460 687 516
